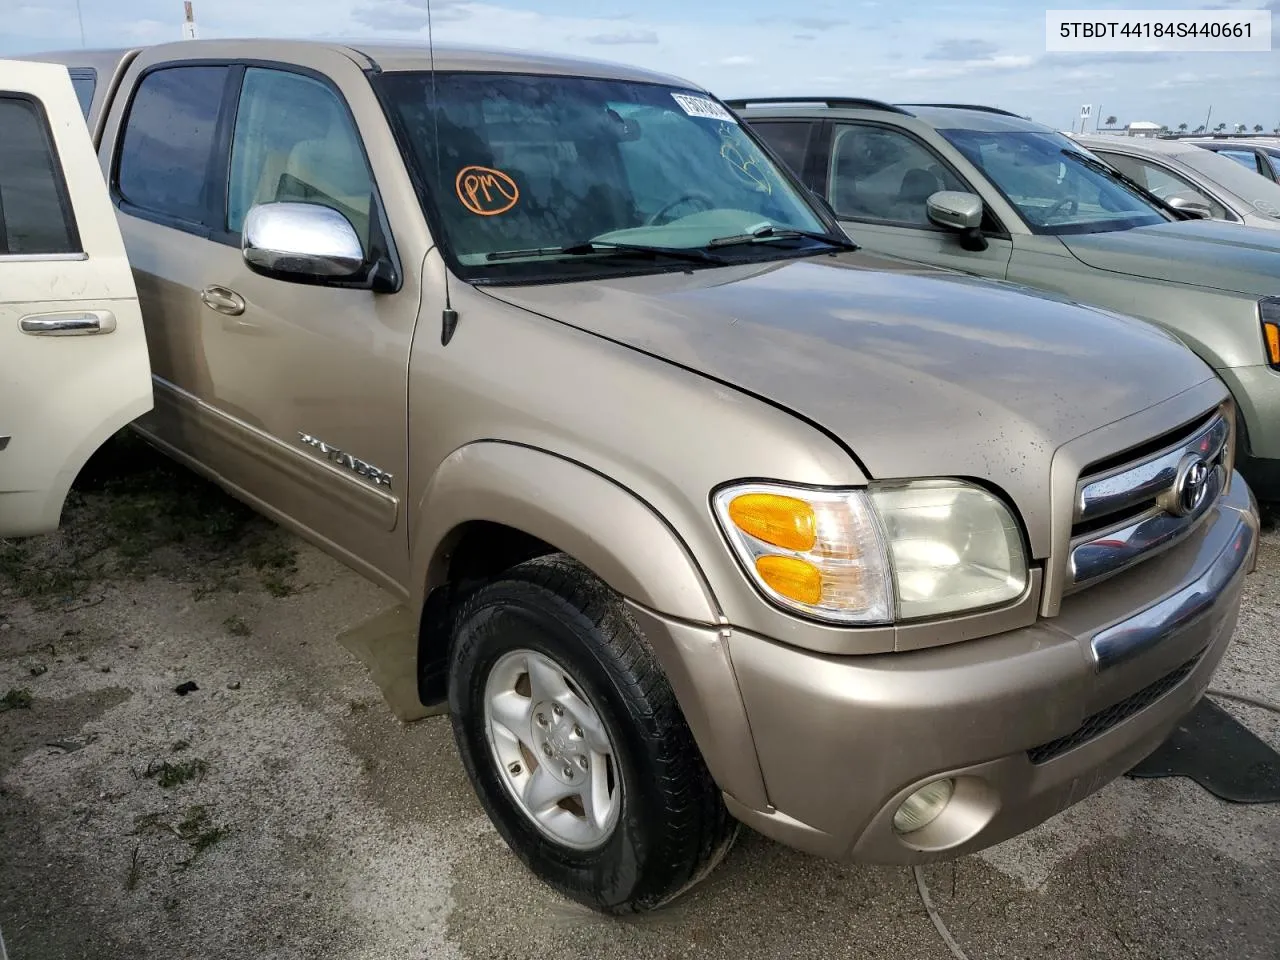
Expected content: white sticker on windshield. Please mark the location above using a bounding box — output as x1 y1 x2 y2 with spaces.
671 93 736 122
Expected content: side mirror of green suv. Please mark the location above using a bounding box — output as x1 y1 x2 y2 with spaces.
926 190 989 251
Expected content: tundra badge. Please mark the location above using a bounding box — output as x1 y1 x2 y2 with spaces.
298 433 393 488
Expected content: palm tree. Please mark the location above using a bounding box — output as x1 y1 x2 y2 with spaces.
1194 125 1206 134
1178 123 1188 132
1254 124 1265 133
1215 122 1227 132
1105 115 1117 127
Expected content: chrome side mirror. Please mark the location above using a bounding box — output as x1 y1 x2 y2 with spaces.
242 202 365 281
1166 194 1213 219
926 190 989 251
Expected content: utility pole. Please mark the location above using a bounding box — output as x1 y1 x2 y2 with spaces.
1203 104 1213 135
182 1 198 40
74 0 85 47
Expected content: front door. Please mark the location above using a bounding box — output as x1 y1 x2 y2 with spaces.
0 60 151 537
100 49 422 589
821 122 1013 278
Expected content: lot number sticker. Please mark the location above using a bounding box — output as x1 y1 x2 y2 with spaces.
671 93 736 122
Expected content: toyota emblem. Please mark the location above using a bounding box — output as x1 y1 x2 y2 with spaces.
1170 454 1211 517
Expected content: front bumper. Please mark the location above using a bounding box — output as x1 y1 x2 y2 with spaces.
720 475 1257 863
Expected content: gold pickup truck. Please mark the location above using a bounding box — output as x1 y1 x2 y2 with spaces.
1 42 1258 913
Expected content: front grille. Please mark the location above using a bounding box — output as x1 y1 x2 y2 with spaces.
1027 654 1201 765
1066 408 1229 591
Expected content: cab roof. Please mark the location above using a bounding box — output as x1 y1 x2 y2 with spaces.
27 38 700 91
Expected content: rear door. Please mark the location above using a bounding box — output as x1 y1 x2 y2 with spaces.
0 60 151 537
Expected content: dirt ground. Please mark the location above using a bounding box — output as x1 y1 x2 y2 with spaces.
1 435 1277 960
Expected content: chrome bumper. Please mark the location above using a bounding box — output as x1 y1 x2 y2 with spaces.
1090 489 1257 671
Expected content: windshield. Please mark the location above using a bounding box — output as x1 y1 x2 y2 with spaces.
1179 148 1280 218
376 72 830 281
937 127 1169 235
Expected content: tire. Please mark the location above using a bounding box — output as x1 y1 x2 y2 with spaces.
447 553 738 913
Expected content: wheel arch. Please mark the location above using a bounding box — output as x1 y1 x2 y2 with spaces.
410 441 724 702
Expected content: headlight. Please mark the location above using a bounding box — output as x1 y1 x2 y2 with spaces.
1260 297 1280 369
713 480 1027 624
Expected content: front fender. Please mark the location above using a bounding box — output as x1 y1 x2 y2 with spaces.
409 440 771 810
411 441 720 623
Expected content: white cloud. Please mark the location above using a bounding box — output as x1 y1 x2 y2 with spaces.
583 29 659 45
898 54 1035 82
719 55 758 66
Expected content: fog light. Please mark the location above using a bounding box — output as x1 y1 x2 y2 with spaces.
893 779 955 834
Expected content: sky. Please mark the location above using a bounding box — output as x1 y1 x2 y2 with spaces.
2 0 1278 131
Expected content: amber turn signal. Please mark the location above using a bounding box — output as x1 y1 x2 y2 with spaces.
754 555 823 605
727 493 817 552
1265 321 1280 367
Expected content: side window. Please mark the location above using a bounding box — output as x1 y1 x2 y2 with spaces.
828 124 966 226
0 95 79 256
68 69 96 118
1262 152 1280 182
1098 152 1229 220
750 121 816 177
227 67 375 247
116 65 229 225
1218 149 1263 174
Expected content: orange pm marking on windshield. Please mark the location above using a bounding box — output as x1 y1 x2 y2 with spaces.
456 165 520 216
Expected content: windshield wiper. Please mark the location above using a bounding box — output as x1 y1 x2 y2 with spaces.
486 240 725 264
707 222 859 251
1060 148 1180 216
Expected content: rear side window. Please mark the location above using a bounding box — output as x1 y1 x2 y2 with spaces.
1216 149 1262 174
0 95 80 256
69 69 96 118
750 121 816 177
116 65 229 225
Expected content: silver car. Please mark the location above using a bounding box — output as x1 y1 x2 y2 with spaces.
1072 132 1280 230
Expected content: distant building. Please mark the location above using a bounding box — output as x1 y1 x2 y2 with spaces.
1125 121 1164 138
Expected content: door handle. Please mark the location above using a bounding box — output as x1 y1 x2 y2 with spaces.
19 311 116 336
200 285 246 317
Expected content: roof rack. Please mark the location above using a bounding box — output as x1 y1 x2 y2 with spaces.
898 103 1028 119
723 97 914 116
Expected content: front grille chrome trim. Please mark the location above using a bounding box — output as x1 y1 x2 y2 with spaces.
1068 465 1223 588
1075 414 1229 525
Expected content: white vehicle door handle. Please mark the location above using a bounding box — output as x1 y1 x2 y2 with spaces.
19 311 116 336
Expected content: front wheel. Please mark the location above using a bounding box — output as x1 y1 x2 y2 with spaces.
447 554 738 913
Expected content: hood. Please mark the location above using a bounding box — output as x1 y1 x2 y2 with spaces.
481 254 1215 525
1060 219 1280 295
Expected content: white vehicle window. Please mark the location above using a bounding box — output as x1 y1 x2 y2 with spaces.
0 94 80 256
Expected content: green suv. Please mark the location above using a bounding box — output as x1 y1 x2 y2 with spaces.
737 99 1280 497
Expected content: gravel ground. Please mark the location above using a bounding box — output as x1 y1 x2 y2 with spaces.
1 439 1277 959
